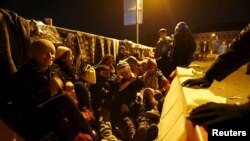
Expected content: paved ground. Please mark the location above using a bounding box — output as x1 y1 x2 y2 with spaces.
190 55 250 105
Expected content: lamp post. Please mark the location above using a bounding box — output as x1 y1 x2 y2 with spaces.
136 0 139 44
124 0 143 44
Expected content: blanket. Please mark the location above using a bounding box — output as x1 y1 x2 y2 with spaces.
0 8 30 83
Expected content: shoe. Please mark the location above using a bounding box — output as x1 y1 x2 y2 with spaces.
123 117 136 141
146 110 160 119
133 126 147 141
146 124 158 141
133 116 149 141
99 121 119 141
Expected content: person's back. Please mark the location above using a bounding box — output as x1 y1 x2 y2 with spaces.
166 21 196 78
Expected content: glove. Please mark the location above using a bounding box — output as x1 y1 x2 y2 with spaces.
187 102 249 130
181 76 213 88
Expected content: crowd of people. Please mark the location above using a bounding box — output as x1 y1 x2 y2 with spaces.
1 20 198 141
2 9 249 141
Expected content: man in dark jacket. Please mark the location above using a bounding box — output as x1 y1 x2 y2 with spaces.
166 22 196 79
182 23 250 139
155 28 173 77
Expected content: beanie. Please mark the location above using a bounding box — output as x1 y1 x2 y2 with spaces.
174 22 189 33
55 46 71 60
96 64 110 72
116 60 130 70
124 56 138 65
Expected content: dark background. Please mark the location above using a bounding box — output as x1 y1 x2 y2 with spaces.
1 0 250 46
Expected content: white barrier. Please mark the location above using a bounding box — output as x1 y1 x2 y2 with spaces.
157 67 226 141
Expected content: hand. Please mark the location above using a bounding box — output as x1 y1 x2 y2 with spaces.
187 102 246 130
181 77 213 88
65 81 74 92
135 92 143 105
116 74 123 83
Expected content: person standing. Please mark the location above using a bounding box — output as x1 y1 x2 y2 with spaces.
166 21 196 80
217 41 228 55
200 41 209 61
154 28 173 77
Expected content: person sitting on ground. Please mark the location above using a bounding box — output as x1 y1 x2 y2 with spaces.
141 58 171 116
95 54 116 76
90 65 120 141
53 46 95 123
115 60 159 141
124 56 141 76
116 45 131 65
6 39 97 141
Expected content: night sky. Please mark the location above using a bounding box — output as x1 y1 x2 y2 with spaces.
1 0 250 46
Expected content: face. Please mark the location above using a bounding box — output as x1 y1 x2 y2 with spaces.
140 62 148 73
105 57 115 66
99 69 111 79
159 32 167 38
147 63 157 74
34 44 55 70
117 67 131 79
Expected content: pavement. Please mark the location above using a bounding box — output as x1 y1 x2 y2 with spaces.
190 54 250 105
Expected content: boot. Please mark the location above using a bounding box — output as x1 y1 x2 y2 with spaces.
99 121 119 141
133 116 148 141
146 123 159 141
146 101 160 119
123 117 136 141
143 88 161 119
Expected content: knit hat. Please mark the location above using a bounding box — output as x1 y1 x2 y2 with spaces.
119 45 126 49
124 56 138 65
174 21 189 33
31 39 55 56
96 64 110 72
116 60 130 70
55 46 71 60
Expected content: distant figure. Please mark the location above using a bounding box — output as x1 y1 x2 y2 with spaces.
217 41 228 55
199 41 209 61
154 28 173 77
166 21 196 80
